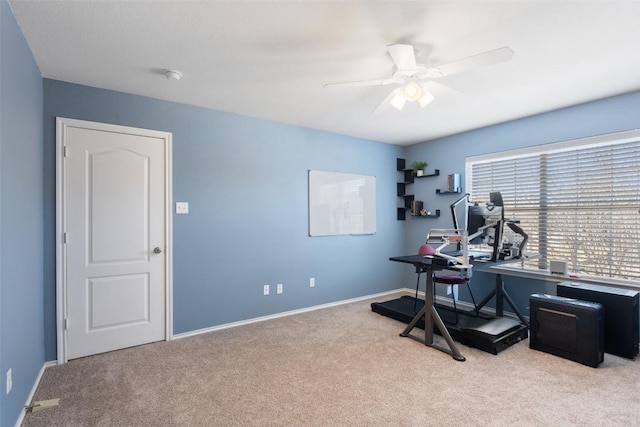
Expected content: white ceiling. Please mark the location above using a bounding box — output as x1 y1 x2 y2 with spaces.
9 0 640 146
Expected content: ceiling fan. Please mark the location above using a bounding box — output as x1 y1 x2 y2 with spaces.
325 44 514 112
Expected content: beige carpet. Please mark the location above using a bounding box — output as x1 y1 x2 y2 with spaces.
23 292 640 426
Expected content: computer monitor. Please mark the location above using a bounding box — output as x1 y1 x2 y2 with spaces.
467 204 503 245
489 192 504 212
449 192 527 260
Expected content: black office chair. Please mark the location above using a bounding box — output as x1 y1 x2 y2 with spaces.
432 273 478 324
415 244 479 324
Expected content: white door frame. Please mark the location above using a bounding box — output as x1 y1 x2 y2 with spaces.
56 117 173 364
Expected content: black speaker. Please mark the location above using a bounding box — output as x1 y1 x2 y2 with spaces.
530 294 604 367
558 281 639 359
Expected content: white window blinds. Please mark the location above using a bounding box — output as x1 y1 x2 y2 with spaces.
466 130 640 280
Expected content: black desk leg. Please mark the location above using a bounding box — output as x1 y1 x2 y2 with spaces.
476 273 529 327
495 274 504 316
400 274 466 361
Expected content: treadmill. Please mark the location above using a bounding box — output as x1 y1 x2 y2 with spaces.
371 290 528 355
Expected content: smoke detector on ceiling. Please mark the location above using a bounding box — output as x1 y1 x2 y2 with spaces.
165 70 182 81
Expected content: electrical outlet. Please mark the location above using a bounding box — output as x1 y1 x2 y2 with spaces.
277 283 283 294
6 368 12 395
263 284 269 296
309 277 315 288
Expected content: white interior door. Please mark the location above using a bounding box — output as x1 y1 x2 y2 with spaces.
57 118 171 361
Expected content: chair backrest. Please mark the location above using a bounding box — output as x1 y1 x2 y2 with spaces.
490 192 504 220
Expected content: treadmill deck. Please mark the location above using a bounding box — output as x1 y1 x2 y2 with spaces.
371 295 528 354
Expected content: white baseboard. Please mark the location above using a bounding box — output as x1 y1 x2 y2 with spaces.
173 288 407 340
14 360 57 427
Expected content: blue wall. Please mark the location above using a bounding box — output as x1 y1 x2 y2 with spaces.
43 79 405 359
0 1 45 425
402 90 640 312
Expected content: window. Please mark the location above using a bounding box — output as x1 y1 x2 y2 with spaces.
466 129 640 280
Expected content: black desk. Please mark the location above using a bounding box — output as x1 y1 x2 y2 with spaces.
389 255 470 361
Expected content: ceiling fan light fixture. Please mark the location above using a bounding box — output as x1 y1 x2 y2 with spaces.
418 90 435 108
389 90 406 110
402 81 422 102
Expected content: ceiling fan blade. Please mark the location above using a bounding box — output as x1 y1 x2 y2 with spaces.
430 47 514 78
324 78 398 88
387 44 417 71
426 80 467 97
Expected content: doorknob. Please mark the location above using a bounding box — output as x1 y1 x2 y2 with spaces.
153 247 162 254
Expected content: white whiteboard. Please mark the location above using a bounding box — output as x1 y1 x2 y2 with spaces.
308 170 376 236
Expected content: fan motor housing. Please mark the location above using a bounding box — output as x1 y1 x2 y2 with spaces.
392 64 443 80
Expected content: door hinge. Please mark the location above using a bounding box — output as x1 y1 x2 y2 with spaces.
63 232 68 244
64 318 69 330
63 146 67 157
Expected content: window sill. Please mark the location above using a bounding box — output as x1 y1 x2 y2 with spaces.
476 263 640 291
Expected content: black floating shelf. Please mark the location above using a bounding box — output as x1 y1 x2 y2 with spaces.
415 169 440 178
397 207 407 221
403 170 415 184
436 189 462 194
411 209 441 218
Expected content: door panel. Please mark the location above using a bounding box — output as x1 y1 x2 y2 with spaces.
88 274 150 330
89 149 149 263
62 123 168 360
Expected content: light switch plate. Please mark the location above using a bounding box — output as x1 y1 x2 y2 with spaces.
176 202 189 214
